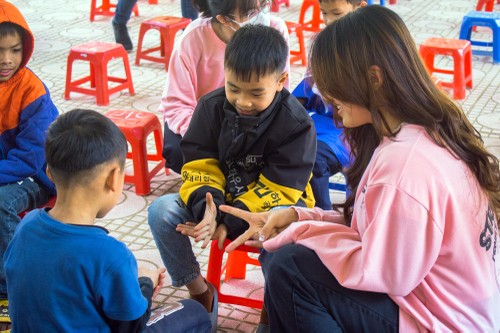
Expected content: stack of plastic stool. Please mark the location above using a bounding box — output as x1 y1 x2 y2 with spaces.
206 239 263 309
299 0 323 32
286 21 307 66
135 16 191 70
459 11 500 64
90 0 139 22
419 38 473 100
64 42 135 106
104 110 167 196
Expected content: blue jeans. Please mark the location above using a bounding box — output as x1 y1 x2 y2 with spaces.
148 194 202 287
181 0 198 21
311 140 342 210
0 178 49 298
148 193 281 287
265 244 399 332
114 0 138 24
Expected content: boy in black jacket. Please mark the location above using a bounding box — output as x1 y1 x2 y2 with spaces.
148 24 316 331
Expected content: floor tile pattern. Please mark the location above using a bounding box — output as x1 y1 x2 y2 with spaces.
10 0 500 331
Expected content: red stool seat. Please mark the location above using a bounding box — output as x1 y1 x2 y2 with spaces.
299 0 323 32
90 0 139 22
64 42 135 106
286 21 307 66
105 110 167 196
135 16 191 70
419 38 473 100
271 0 290 12
206 239 263 309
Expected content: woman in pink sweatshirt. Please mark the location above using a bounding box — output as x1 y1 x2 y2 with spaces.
158 0 289 173
221 5 500 332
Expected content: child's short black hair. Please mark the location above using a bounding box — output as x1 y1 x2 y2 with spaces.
45 109 127 187
0 22 24 40
224 24 288 82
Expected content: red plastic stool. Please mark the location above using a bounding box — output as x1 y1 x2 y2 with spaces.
271 0 290 12
18 196 57 218
419 38 473 100
64 42 135 106
104 110 167 196
476 0 495 11
90 0 139 22
286 21 307 66
431 75 444 91
148 0 158 4
299 0 323 32
206 239 263 309
135 16 191 70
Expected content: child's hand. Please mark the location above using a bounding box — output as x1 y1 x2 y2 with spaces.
138 267 167 299
213 224 228 250
193 192 217 249
219 206 298 252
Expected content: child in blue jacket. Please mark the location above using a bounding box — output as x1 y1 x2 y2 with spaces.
0 2 58 327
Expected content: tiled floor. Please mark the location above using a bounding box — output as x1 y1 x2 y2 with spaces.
11 0 500 331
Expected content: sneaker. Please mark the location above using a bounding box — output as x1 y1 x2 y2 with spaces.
0 300 10 331
112 20 133 52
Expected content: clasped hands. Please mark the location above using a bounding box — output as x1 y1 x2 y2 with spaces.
176 192 298 252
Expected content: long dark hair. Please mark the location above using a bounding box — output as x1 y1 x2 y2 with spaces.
193 0 267 19
310 5 500 226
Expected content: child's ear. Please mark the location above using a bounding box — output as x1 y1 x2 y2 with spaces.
276 72 288 92
367 65 383 90
359 1 368 8
105 164 122 192
215 14 229 26
46 166 54 182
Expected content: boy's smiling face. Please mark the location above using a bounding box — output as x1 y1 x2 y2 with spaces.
225 69 287 116
320 0 358 26
0 31 23 82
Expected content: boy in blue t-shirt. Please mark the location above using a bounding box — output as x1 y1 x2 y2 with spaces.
4 109 211 332
293 0 366 209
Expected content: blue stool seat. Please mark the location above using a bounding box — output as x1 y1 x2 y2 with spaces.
459 11 500 64
367 0 385 5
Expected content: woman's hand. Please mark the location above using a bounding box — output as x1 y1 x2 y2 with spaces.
219 205 299 252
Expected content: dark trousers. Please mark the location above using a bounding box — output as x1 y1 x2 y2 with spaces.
264 244 399 333
181 0 198 21
311 140 342 210
145 299 211 333
163 124 184 174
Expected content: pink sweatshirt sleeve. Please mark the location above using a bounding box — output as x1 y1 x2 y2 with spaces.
159 50 197 136
265 184 444 296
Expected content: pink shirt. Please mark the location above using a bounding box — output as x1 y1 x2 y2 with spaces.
158 16 289 137
265 124 500 332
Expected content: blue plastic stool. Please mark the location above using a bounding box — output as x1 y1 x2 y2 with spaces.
459 11 500 64
367 0 385 5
